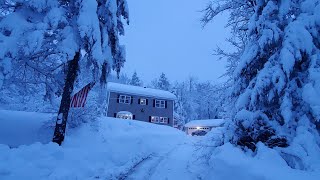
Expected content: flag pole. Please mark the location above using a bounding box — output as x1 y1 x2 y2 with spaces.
52 51 80 146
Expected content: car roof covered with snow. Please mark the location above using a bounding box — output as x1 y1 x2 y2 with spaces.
184 119 225 128
107 82 177 100
116 111 133 115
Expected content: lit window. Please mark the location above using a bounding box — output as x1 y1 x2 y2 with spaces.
116 111 133 119
140 98 147 105
160 117 168 124
119 95 131 104
151 116 159 123
155 100 166 108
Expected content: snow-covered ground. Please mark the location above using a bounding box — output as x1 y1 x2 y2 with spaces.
0 110 188 179
0 110 55 147
0 110 319 180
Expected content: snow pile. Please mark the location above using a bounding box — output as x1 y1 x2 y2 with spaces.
204 143 320 180
0 110 55 147
0 110 186 179
192 130 320 180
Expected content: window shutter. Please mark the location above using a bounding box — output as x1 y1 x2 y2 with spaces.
167 118 169 124
138 98 140 104
146 99 149 105
114 113 117 117
149 116 151 122
153 100 155 107
117 95 120 103
133 115 136 119
165 101 168 108
131 96 133 104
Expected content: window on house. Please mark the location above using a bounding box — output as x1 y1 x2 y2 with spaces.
155 99 166 108
139 98 147 105
160 117 168 124
119 95 131 104
150 116 159 123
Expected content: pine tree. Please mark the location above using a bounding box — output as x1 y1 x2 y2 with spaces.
108 73 131 84
0 0 69 106
0 0 129 145
204 0 320 153
54 0 129 145
129 71 142 86
152 72 170 91
0 0 129 102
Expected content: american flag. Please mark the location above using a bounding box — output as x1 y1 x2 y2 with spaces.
70 82 95 108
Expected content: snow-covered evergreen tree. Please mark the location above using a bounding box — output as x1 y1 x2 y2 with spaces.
204 0 320 156
0 0 129 144
0 0 69 108
108 73 131 84
0 0 129 111
152 72 171 91
129 71 143 86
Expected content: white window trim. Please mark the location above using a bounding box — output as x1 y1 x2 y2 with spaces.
140 98 147 105
151 116 159 123
155 99 166 108
119 95 131 104
160 117 168 124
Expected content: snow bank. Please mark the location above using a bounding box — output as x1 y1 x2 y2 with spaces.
0 110 186 179
205 143 320 180
0 110 54 147
192 129 320 180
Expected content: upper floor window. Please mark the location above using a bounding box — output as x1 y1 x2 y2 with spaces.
139 98 147 105
119 95 131 104
155 99 166 108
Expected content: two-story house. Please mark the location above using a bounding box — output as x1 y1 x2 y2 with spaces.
106 82 177 127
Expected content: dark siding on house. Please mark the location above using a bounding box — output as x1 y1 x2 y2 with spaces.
107 92 174 126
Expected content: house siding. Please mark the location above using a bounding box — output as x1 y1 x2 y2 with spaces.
107 92 174 126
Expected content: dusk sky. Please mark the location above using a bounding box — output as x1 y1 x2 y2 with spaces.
120 0 231 84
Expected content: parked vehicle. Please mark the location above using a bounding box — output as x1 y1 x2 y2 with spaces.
191 130 207 136
116 111 133 120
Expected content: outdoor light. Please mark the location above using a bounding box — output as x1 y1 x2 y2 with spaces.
196 127 201 130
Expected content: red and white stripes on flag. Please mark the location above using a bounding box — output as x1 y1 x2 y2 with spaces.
70 82 95 108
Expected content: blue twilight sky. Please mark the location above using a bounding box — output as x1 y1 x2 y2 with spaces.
120 0 231 84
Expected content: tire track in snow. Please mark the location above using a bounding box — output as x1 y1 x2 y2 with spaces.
122 143 183 180
147 142 198 180
115 154 154 180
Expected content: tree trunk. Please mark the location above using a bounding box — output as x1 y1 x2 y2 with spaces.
52 51 80 145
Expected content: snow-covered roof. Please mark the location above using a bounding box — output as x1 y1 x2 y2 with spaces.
184 119 225 128
107 82 177 100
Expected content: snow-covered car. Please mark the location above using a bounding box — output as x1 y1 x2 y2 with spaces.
116 111 133 119
191 130 207 136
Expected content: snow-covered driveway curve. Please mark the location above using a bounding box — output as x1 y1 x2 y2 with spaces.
123 142 196 180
